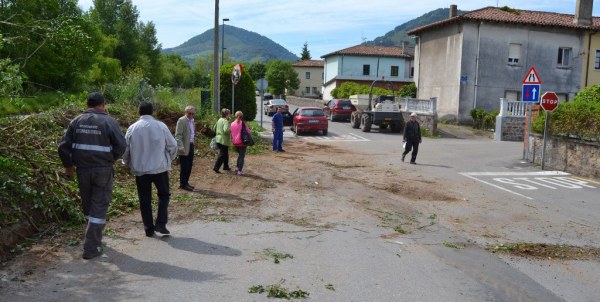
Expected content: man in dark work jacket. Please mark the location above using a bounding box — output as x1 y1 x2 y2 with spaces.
402 112 422 164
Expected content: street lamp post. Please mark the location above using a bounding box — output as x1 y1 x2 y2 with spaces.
221 18 229 66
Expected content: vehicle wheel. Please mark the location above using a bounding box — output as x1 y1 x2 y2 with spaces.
350 112 360 129
379 124 388 130
361 114 372 132
322 129 328 136
390 123 402 133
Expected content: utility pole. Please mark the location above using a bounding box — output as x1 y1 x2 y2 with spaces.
212 0 220 113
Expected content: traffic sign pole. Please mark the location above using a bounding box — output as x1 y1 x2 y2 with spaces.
541 111 550 170
521 66 542 162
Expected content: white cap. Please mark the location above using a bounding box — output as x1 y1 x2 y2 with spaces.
410 112 417 117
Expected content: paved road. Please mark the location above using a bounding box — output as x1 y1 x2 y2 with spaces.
2 98 598 301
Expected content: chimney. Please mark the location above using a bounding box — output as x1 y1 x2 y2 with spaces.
402 41 409 52
449 4 458 18
573 0 593 26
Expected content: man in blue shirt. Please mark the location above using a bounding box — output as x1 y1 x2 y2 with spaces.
271 107 285 152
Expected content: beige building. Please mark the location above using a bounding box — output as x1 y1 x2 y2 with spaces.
291 60 324 98
582 31 600 88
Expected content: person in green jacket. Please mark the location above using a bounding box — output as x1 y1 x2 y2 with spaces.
213 108 232 173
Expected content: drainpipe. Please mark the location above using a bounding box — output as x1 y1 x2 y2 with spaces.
473 22 482 111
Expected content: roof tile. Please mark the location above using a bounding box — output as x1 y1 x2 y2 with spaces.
321 45 412 59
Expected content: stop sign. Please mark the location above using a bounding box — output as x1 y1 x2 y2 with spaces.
540 92 559 111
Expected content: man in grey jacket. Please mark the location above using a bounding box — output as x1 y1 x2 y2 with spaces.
58 92 126 260
123 101 178 237
174 105 196 191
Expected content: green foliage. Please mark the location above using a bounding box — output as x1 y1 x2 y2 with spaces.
0 92 84 117
265 59 300 95
248 61 266 81
159 54 194 88
532 85 600 137
331 82 393 99
470 108 498 130
300 42 311 60
218 63 257 120
398 83 417 97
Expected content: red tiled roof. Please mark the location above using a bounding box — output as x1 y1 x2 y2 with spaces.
292 60 324 67
321 45 412 59
408 6 600 35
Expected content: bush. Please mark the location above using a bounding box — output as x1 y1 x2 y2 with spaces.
331 82 394 99
470 108 498 130
532 84 600 138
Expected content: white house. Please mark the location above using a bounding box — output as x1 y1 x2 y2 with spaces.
320 45 414 101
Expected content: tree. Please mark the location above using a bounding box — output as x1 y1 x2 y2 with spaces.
216 63 257 120
300 42 311 60
265 59 299 96
0 0 98 91
248 61 266 81
0 34 24 96
159 54 193 88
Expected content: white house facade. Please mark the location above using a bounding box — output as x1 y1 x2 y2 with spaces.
291 60 324 98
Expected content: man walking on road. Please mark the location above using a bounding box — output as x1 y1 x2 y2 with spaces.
58 92 126 259
272 107 285 152
175 105 196 191
402 112 422 164
123 102 178 237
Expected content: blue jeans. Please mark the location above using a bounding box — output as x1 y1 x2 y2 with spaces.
273 129 283 151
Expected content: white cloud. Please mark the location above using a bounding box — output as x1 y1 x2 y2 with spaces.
78 0 600 58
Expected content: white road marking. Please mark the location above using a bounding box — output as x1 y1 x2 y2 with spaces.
301 133 370 142
460 171 596 200
461 174 534 200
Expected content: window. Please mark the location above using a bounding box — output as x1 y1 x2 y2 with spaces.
595 50 600 70
557 47 571 67
390 66 399 77
508 43 521 64
312 87 318 94
322 72 324 79
305 72 311 79
410 67 414 78
305 87 310 94
363 64 370 76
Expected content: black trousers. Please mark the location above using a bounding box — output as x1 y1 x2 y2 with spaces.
403 140 420 163
135 171 170 231
179 143 194 186
214 143 230 171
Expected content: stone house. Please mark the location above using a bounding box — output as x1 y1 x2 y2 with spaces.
291 60 324 98
320 45 414 101
407 1 600 122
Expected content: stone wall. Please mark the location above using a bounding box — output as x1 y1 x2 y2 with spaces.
496 116 525 141
527 134 600 179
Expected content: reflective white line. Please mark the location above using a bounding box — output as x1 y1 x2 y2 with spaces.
461 173 534 200
460 171 570 176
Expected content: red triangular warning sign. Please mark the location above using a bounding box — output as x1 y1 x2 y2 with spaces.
522 66 541 84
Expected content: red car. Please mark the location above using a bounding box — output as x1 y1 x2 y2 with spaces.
291 107 328 135
323 99 356 121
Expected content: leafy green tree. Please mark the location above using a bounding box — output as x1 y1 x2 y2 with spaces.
248 61 266 81
217 63 257 120
331 82 393 98
265 59 299 96
0 0 98 91
192 56 213 88
398 83 416 97
159 54 193 88
300 42 311 60
0 34 24 96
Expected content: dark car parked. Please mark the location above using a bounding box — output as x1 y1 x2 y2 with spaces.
323 99 356 121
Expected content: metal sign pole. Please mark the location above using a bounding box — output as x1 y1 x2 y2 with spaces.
232 85 235 114
541 111 550 170
260 92 263 128
524 104 532 160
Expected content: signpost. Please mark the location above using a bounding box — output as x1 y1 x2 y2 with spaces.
540 92 559 170
256 78 268 128
521 66 541 161
231 64 242 113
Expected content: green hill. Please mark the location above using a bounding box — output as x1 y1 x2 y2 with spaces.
363 8 467 47
162 25 298 66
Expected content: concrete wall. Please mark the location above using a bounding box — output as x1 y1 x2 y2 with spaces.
527 134 600 179
415 21 585 122
582 32 600 87
400 112 438 135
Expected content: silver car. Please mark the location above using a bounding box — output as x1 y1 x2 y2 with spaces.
263 99 289 116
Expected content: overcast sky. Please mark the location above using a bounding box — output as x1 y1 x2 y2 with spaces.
77 0 600 58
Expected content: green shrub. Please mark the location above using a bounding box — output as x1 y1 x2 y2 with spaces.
470 108 498 130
